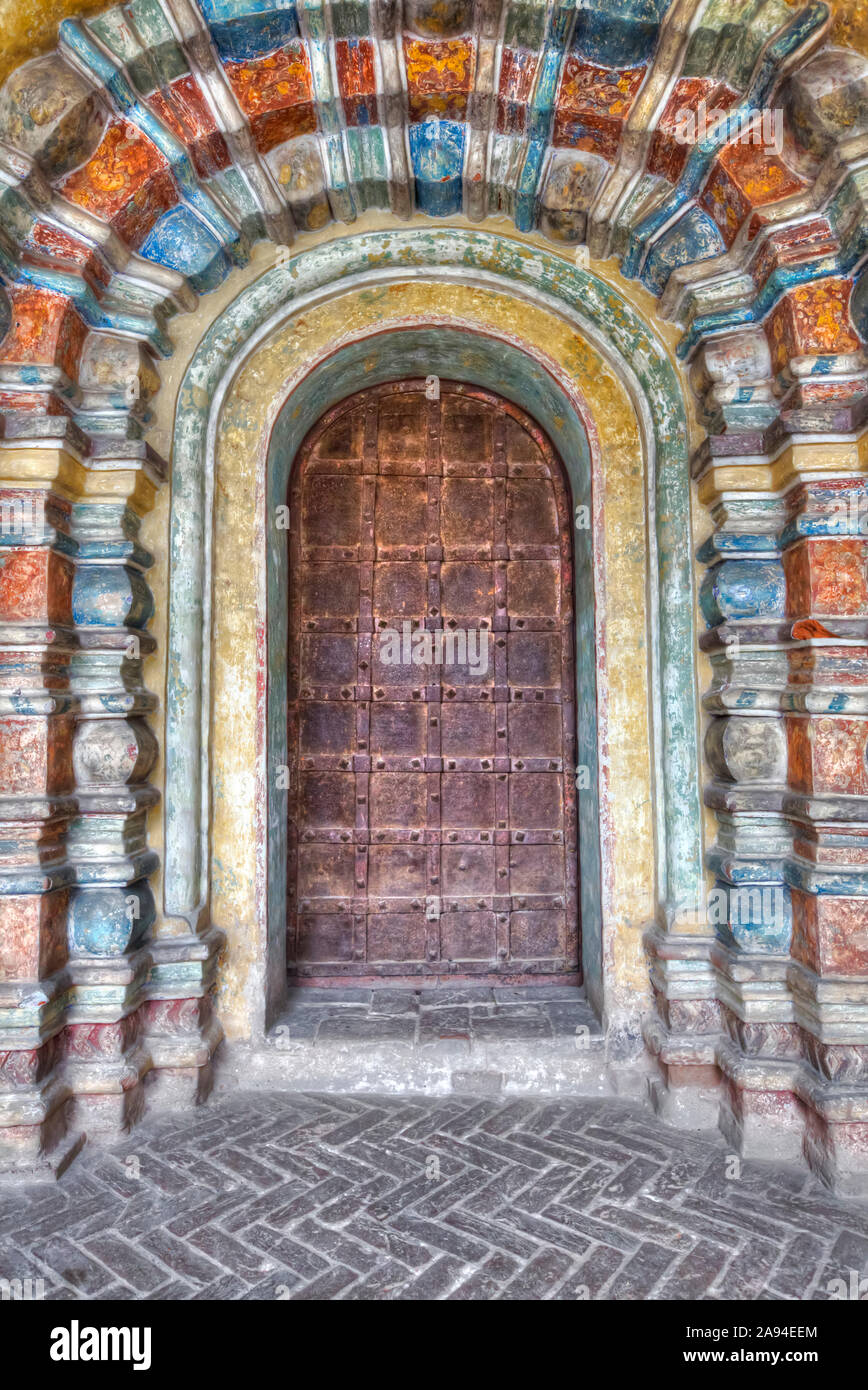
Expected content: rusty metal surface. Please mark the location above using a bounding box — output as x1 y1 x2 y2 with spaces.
287 382 579 981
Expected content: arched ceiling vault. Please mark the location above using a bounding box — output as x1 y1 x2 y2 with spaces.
0 0 865 453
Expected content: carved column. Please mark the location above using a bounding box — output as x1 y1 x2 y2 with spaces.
690 277 868 1190
0 312 222 1174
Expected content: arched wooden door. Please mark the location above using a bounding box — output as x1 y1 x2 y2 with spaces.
287 381 579 984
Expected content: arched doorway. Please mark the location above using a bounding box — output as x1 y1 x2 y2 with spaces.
287 381 579 986
175 236 689 1039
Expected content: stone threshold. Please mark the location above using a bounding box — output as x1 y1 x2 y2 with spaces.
217 986 649 1101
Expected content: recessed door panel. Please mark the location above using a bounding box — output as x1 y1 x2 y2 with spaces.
287 381 579 981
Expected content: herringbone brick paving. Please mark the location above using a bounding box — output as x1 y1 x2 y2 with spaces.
2 1092 867 1300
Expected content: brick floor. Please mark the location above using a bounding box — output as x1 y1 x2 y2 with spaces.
2 1092 868 1300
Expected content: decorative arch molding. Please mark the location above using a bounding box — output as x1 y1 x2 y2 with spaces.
0 0 865 449
166 229 700 986
170 244 696 1052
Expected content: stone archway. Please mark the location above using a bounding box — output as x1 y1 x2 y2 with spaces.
169 236 695 1056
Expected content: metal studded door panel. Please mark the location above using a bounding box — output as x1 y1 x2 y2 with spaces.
287 382 579 982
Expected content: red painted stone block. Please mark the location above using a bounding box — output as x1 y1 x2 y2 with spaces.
0 813 66 871
335 38 378 128
792 890 868 976
0 390 71 415
0 888 68 980
793 824 868 866
64 1016 140 1062
805 1107 868 1192
143 995 211 1032
553 59 644 161
722 1077 806 1161
665 1061 721 1088
750 219 836 284
0 642 71 699
784 537 868 619
0 1036 62 1086
788 644 868 692
787 379 866 410
404 38 474 122
0 715 73 795
0 548 73 624
496 46 537 134
23 222 112 291
0 285 87 378
148 74 231 178
647 77 738 183
224 46 316 153
787 714 868 795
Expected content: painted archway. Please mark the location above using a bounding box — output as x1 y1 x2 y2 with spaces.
167 229 698 1043
0 0 866 1193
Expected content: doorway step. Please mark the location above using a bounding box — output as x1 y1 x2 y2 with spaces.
219 987 648 1101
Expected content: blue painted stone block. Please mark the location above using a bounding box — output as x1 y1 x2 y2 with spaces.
140 206 231 295
409 121 465 217
642 204 725 297
700 559 786 627
72 566 155 629
194 0 299 60
68 880 155 956
710 879 792 954
572 0 666 67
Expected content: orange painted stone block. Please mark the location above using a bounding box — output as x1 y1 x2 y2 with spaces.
0 888 68 981
224 46 316 153
766 277 860 372
701 139 803 247
60 120 177 247
0 548 73 624
792 890 868 976
553 59 644 161
0 716 73 795
784 537 868 619
787 714 868 796
404 38 474 122
0 285 87 378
